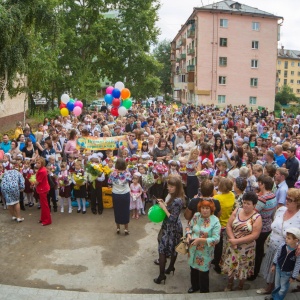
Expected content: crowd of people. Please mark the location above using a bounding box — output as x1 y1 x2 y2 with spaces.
1 102 300 297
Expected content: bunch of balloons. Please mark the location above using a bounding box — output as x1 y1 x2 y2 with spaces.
59 94 83 117
104 81 132 117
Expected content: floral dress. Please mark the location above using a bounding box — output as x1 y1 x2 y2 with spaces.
186 213 221 271
220 208 261 280
1 170 25 205
158 197 183 257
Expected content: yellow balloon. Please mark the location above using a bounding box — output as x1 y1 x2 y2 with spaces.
60 108 69 117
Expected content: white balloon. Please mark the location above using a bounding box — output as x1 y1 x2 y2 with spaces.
114 81 125 91
118 106 128 117
61 93 70 104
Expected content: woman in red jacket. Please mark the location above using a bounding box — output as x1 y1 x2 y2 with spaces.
35 157 51 226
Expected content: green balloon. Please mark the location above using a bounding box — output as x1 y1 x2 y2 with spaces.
122 99 132 109
148 204 166 223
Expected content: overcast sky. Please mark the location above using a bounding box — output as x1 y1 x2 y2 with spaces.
157 0 300 49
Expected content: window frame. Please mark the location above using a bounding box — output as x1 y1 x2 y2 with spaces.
249 96 257 105
220 19 228 28
219 38 228 47
218 95 226 104
252 41 259 49
219 76 227 85
219 57 227 67
251 59 258 68
250 78 258 87
252 22 260 31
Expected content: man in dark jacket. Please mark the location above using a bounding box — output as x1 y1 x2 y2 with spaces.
285 147 299 188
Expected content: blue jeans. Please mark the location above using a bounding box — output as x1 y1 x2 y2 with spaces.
271 265 292 300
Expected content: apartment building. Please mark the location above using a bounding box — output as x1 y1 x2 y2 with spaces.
170 0 282 109
277 47 300 98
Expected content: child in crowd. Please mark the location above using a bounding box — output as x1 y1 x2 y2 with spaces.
266 228 300 300
215 160 228 178
22 159 34 207
72 160 87 214
47 164 58 212
58 162 72 213
129 172 143 219
67 155 76 173
3 153 11 170
213 175 221 194
168 160 180 176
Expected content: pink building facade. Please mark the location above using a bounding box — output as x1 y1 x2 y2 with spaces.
171 1 282 109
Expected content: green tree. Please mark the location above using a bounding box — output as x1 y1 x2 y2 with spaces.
153 39 172 95
275 85 298 106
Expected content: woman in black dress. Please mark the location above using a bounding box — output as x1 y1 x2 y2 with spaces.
154 176 184 284
21 138 39 168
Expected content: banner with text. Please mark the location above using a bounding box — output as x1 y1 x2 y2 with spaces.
76 136 127 151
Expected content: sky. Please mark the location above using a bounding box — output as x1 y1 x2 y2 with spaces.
157 0 300 49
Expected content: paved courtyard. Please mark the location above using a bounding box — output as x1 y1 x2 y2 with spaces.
0 205 299 299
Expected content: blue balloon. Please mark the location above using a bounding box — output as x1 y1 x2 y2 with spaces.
112 88 121 98
67 101 75 111
104 94 113 104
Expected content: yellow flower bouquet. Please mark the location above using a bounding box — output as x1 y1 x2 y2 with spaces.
73 173 85 190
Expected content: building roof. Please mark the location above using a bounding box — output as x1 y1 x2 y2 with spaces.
195 0 282 19
278 48 300 60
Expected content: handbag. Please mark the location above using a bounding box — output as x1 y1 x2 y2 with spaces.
175 237 188 255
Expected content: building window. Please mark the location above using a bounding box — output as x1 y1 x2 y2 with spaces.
219 76 226 85
220 38 227 47
250 78 258 87
284 79 287 85
284 61 288 69
278 78 281 82
297 89 300 94
219 57 227 66
278 60 281 65
291 71 294 75
218 95 226 104
291 61 295 67
298 72 300 76
298 62 300 67
297 80 300 84
291 79 294 84
284 70 288 77
252 22 260 31
249 97 257 105
252 41 259 49
220 19 228 28
251 59 258 68
278 70 281 74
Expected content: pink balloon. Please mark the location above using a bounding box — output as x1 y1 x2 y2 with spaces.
73 106 82 116
74 100 83 108
106 86 114 94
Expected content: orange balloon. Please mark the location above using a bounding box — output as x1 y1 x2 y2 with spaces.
121 88 131 100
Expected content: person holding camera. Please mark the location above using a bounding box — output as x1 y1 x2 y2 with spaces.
186 198 221 293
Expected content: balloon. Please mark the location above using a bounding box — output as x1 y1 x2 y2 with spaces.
121 88 131 100
73 106 82 116
122 99 132 109
111 107 119 117
118 106 128 117
104 94 113 104
67 101 75 111
74 100 83 108
106 86 114 94
148 204 166 223
112 88 121 99
69 98 74 104
112 98 121 107
60 108 69 117
61 94 70 104
59 102 66 109
114 81 125 91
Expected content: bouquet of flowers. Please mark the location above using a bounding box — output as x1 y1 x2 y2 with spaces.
29 174 37 185
179 166 187 174
147 161 154 172
85 162 111 188
58 175 71 187
196 170 210 183
73 173 85 190
142 171 155 191
154 162 168 184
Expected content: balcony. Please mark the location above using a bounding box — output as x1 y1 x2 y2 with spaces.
170 53 176 61
188 83 195 90
180 53 186 60
187 48 195 56
187 65 195 72
176 57 181 62
176 43 181 50
180 37 186 46
171 42 176 51
187 27 195 38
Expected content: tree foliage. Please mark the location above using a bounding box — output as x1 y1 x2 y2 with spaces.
153 39 172 95
0 0 162 104
275 85 298 106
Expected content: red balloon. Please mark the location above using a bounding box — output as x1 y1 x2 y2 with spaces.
112 98 121 107
111 107 119 117
59 102 67 109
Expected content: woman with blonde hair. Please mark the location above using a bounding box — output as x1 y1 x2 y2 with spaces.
212 177 235 274
186 148 200 200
